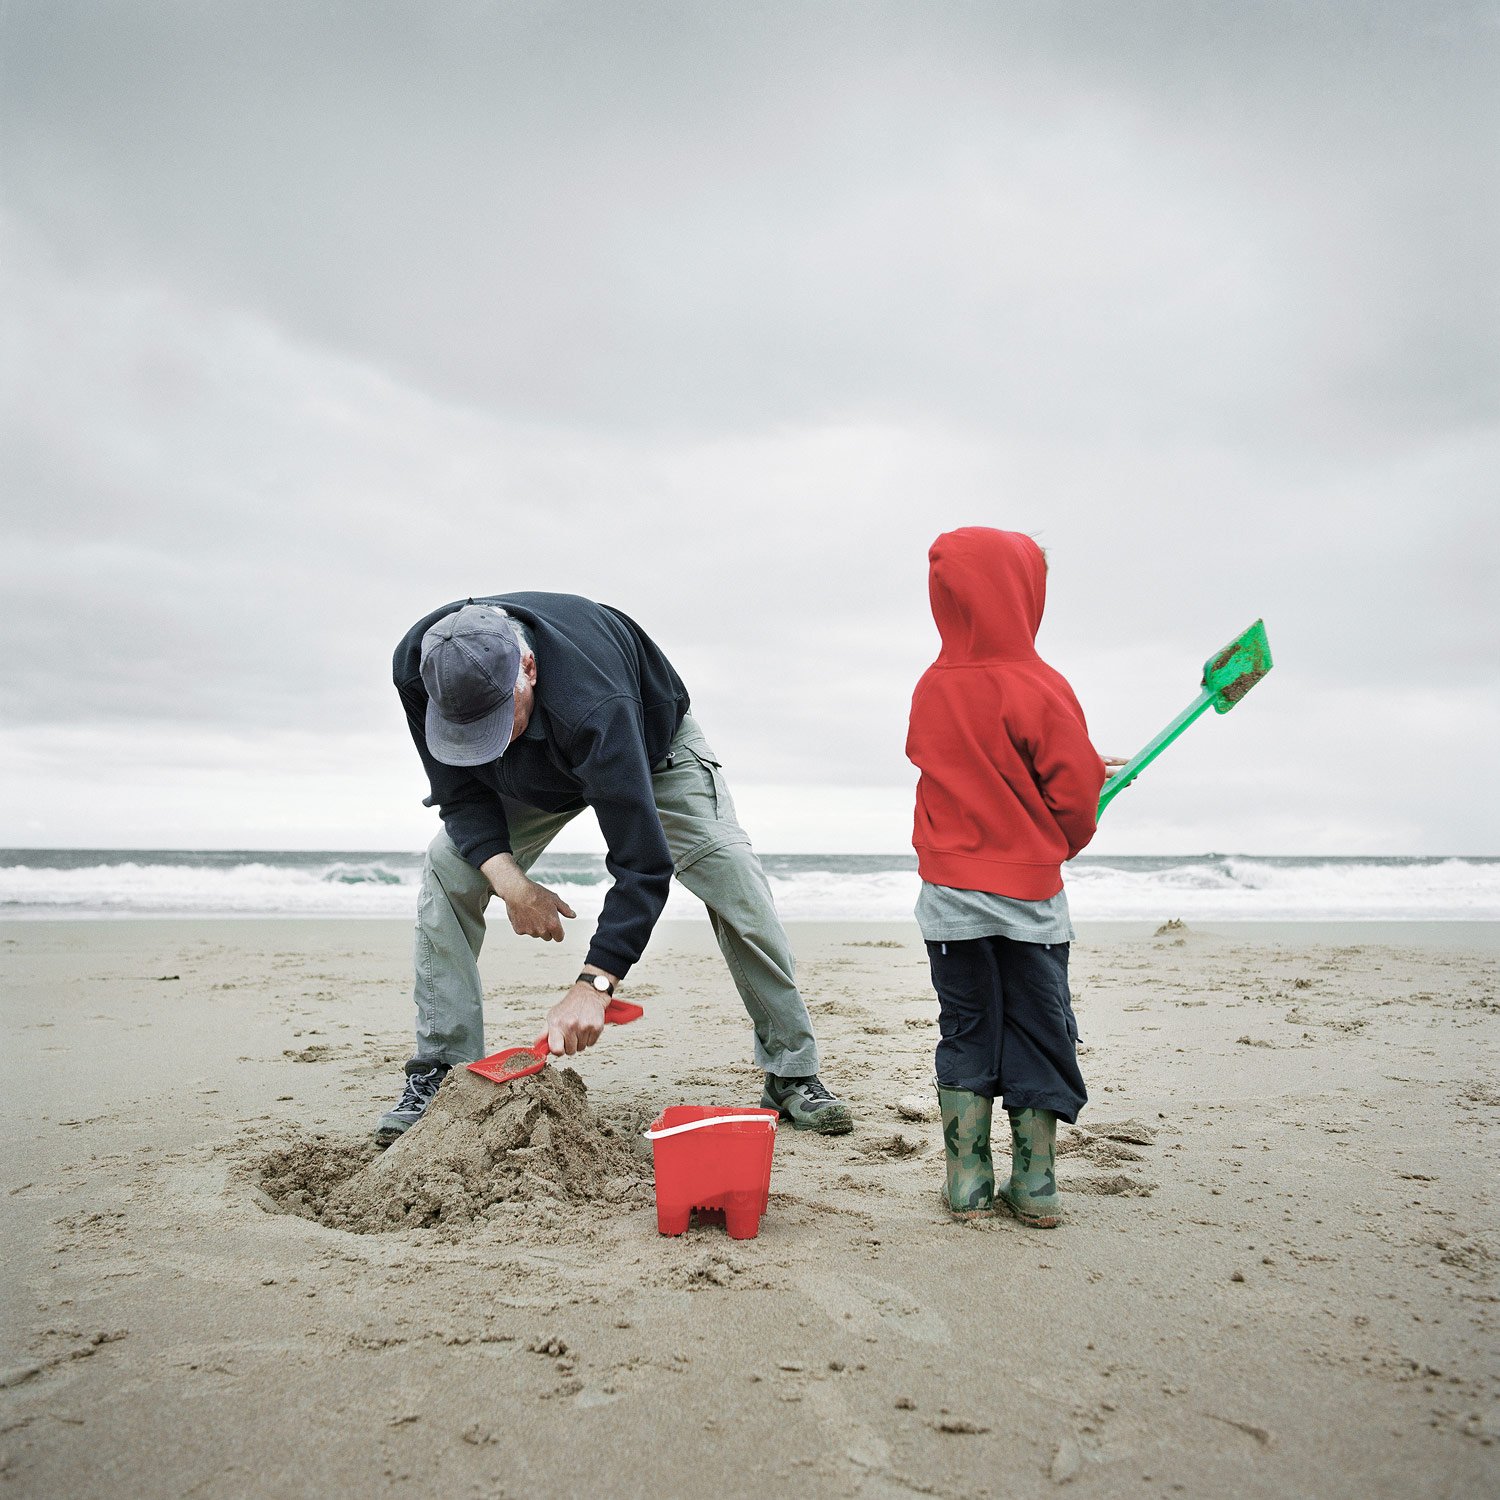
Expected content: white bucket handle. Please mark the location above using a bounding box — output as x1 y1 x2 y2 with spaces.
642 1113 779 1141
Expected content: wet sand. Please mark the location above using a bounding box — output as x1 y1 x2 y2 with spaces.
2 916 1497 1498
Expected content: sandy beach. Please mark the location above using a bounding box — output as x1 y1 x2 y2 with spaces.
2 915 1496 1499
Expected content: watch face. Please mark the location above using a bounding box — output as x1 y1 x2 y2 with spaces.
592 975 609 991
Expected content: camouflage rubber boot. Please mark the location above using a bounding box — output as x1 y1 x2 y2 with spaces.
936 1084 994 1220
998 1108 1061 1228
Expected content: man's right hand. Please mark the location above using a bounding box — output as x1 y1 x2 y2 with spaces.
503 881 577 941
480 853 577 942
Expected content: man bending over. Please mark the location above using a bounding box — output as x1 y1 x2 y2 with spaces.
376 593 855 1143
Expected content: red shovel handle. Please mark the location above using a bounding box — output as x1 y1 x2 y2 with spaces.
526 996 644 1050
468 997 646 1085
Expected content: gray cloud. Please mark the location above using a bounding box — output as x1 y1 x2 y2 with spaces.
5 3 1493 436
1 1 1496 851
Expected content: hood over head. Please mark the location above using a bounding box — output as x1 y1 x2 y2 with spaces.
927 527 1047 662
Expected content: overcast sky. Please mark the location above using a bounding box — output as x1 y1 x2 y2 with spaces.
2 1 1496 855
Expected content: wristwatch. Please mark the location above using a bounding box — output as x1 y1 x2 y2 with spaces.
577 971 615 998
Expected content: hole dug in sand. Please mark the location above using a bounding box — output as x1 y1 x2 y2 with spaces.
253 1067 651 1234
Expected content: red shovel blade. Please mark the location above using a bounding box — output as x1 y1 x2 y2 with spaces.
467 998 645 1085
467 1038 548 1084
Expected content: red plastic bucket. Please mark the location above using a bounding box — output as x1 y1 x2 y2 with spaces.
644 1106 779 1239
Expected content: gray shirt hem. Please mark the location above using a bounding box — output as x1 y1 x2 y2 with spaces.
915 880 1074 946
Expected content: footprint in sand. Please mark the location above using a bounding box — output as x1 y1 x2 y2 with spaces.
796 1270 948 1345
805 1382 925 1497
853 1132 927 1161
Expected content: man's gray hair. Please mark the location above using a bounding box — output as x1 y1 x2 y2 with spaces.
485 606 532 687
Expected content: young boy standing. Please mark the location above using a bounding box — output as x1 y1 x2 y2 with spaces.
906 527 1108 1227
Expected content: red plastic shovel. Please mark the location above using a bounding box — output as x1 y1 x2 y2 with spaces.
466 997 645 1085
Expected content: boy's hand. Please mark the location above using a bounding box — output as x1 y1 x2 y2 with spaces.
1103 757 1131 779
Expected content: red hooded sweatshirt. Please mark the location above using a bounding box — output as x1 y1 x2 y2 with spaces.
907 528 1105 901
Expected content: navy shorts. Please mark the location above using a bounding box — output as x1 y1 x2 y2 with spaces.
926 935 1087 1122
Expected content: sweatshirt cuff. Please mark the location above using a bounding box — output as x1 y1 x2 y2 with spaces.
585 938 636 983
461 833 512 870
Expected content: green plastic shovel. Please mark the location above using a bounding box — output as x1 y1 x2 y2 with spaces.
1097 619 1273 818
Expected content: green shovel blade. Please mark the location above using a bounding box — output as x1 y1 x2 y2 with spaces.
1203 617 1273 713
1097 619 1273 817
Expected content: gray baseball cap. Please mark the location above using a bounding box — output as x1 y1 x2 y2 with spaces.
419 605 523 767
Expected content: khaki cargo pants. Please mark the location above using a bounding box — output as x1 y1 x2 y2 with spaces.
409 714 820 1077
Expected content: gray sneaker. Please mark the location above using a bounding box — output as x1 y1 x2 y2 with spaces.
761 1073 855 1135
374 1061 450 1147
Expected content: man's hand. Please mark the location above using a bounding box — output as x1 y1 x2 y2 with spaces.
480 853 576 941
1102 757 1131 779
503 882 577 941
545 981 609 1056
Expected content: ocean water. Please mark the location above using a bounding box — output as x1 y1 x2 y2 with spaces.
0 850 1497 922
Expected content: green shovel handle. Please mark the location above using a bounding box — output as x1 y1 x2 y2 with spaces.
1097 688 1213 818
1096 619 1272 820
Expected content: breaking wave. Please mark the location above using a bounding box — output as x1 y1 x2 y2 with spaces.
0 852 1495 921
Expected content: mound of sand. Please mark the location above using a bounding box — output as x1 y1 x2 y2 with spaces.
255 1066 651 1234
254 1138 377 1220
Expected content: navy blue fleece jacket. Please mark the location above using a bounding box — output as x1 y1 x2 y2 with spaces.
394 592 690 979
